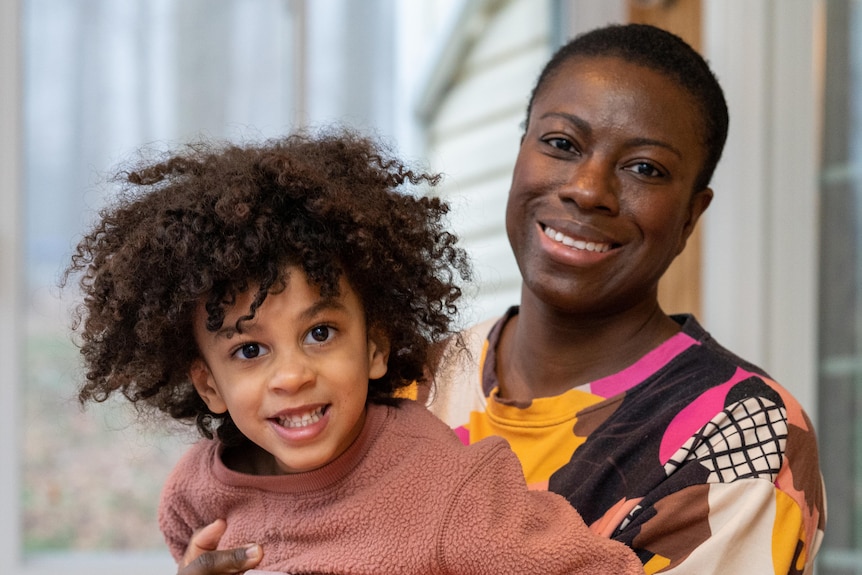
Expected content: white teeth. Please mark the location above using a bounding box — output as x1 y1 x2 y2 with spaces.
544 226 611 253
278 406 325 428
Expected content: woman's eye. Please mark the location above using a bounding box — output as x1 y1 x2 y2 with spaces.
305 325 333 344
233 343 267 360
545 137 575 152
628 162 663 178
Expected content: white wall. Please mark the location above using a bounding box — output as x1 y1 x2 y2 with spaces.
702 0 821 415
418 0 553 324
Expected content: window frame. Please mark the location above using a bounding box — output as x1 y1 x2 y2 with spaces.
1 0 27 571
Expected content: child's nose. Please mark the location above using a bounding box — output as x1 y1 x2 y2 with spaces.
268 354 314 394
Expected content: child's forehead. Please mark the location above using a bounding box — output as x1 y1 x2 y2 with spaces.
198 267 361 323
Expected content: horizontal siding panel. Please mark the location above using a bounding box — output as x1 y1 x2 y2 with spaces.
445 175 511 239
429 111 522 186
467 286 522 324
467 0 550 67
423 0 550 323
469 231 520 286
432 46 547 137
460 235 522 323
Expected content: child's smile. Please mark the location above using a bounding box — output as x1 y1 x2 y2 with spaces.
268 403 331 444
273 404 326 429
190 267 389 475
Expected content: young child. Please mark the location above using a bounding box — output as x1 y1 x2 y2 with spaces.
66 130 642 574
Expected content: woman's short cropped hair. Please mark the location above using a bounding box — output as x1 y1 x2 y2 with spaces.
526 23 729 192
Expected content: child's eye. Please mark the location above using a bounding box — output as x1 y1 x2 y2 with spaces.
305 325 333 344
233 342 268 360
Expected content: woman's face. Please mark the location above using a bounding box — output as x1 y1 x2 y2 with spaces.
506 55 713 316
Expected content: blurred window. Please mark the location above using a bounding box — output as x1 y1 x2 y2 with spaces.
819 0 862 572
21 0 300 564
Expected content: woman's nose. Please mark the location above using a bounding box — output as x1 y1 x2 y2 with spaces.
558 158 619 214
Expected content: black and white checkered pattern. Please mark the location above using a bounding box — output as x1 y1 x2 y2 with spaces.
663 396 787 482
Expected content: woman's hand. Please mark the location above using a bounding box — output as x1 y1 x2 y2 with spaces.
176 519 262 575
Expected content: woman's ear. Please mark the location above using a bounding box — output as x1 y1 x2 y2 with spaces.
367 329 390 380
189 358 228 414
676 187 714 255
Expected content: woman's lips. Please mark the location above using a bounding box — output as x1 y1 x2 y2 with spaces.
542 225 612 253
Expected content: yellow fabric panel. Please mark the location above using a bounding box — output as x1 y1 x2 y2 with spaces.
395 381 419 400
467 386 604 485
771 489 806 574
643 554 670 574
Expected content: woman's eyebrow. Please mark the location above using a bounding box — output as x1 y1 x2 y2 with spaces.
625 137 682 159
540 111 683 158
540 111 592 136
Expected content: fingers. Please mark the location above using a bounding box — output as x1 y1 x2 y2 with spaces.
183 519 228 564
177 545 262 575
177 519 262 575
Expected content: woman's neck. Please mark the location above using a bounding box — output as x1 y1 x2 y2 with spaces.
495 292 681 402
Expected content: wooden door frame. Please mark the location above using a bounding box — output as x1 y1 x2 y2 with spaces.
627 0 706 317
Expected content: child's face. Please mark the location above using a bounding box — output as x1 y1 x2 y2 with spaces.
506 55 713 315
189 268 389 474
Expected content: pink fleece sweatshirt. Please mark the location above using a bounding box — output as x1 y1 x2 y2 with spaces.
159 400 641 574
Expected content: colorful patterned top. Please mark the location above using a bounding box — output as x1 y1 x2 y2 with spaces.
428 308 826 575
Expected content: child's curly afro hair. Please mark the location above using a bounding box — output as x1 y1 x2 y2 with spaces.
66 129 471 444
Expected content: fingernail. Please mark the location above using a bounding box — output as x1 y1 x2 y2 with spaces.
245 544 261 560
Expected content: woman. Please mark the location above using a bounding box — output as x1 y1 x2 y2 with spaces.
179 23 825 575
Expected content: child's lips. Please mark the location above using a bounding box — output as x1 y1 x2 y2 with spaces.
272 405 328 429
270 404 329 429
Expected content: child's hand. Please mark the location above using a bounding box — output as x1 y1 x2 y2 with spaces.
177 519 262 575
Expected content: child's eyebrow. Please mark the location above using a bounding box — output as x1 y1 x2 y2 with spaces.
298 297 348 322
212 297 348 339
213 326 239 340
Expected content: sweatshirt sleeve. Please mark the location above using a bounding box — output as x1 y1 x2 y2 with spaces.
436 438 643 575
158 441 214 562
611 390 826 575
626 480 814 574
